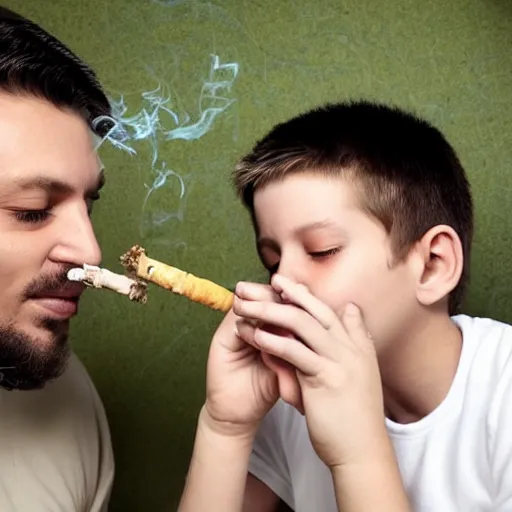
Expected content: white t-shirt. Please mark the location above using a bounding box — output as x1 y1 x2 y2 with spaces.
248 315 512 511
0 352 114 511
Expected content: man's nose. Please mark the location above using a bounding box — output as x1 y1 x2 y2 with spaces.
49 205 102 267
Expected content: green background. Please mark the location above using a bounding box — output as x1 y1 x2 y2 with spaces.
7 0 512 510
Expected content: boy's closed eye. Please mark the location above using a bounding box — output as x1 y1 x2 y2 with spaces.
263 246 342 276
308 247 342 259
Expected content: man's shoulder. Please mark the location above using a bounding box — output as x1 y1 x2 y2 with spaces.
0 351 105 420
0 352 114 511
50 351 104 409
0 350 112 455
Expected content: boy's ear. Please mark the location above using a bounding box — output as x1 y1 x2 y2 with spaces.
411 225 464 308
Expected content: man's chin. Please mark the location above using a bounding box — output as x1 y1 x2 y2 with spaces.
0 321 70 391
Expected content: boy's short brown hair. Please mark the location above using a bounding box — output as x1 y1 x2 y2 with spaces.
233 101 473 315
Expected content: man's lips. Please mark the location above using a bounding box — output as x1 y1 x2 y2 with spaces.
31 298 79 318
31 282 85 300
29 283 85 318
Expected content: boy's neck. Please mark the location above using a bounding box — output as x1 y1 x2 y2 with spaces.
379 312 463 425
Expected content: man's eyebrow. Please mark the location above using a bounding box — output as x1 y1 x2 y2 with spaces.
12 176 74 194
11 168 106 196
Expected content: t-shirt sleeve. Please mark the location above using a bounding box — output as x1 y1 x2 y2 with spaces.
488 349 512 510
248 401 294 509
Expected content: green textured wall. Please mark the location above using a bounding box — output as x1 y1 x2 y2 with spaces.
6 0 512 510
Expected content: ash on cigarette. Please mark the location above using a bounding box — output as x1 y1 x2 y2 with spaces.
120 245 147 273
129 280 149 304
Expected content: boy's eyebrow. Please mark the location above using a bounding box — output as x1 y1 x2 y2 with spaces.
257 220 345 251
294 220 341 236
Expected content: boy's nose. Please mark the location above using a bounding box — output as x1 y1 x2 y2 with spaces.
275 255 306 286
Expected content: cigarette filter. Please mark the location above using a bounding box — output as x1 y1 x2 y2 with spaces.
67 264 148 303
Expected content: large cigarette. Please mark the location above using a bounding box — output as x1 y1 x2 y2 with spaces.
119 245 234 312
67 264 148 303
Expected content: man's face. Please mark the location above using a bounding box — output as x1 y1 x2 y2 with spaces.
253 172 418 350
0 93 103 390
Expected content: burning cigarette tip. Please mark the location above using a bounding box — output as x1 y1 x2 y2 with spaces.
119 245 145 274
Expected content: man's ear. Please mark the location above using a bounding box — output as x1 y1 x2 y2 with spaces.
411 225 464 307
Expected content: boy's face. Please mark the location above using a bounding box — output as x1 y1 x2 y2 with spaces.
0 92 103 390
253 172 418 348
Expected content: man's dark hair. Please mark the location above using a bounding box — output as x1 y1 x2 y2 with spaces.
233 100 474 315
0 6 112 136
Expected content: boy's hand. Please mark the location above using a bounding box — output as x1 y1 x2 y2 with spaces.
233 274 387 469
203 284 302 439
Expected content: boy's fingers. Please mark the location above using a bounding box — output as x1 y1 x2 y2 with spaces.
270 274 341 333
235 282 283 304
233 298 332 356
342 303 374 350
254 327 321 376
236 320 321 376
209 309 248 356
260 352 305 414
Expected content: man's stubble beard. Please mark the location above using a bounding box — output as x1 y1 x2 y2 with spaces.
0 267 77 391
0 317 70 390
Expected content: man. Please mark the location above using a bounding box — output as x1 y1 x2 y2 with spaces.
0 6 114 511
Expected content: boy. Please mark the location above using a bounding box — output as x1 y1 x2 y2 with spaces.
179 101 512 511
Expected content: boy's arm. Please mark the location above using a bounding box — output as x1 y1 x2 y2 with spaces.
178 408 280 512
330 432 411 512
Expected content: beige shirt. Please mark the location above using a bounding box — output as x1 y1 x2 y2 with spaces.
0 352 114 511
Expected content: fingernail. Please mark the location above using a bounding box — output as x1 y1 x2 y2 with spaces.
345 303 358 315
272 274 285 289
235 282 244 295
